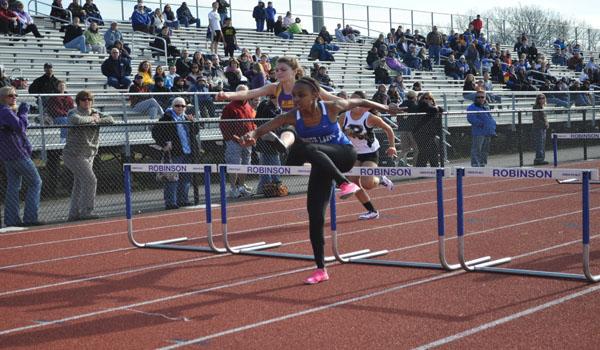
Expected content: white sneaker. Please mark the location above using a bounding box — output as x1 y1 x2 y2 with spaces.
238 185 253 197
358 211 380 220
229 187 241 198
380 176 394 191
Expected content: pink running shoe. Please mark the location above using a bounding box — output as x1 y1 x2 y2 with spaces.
337 182 360 200
304 268 329 285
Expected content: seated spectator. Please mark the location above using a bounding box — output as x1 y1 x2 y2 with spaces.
267 68 277 83
286 17 304 35
273 15 291 39
373 57 391 84
0 86 43 227
82 0 102 24
13 2 43 37
154 65 166 82
334 23 347 42
137 60 154 87
63 90 114 222
309 36 337 61
571 80 593 106
131 4 152 33
113 40 131 61
372 84 389 105
176 1 200 28
50 0 69 22
387 85 401 104
403 45 422 70
567 51 584 72
129 74 164 119
104 22 123 50
45 80 74 141
314 66 334 89
102 48 132 89
246 62 265 89
343 24 359 40
188 76 215 118
482 71 501 104
0 65 10 88
224 59 245 89
238 52 252 74
385 50 411 76
389 74 406 101
163 4 179 29
463 74 478 101
191 51 205 67
67 0 86 22
151 97 199 209
151 8 165 34
164 65 179 90
259 54 271 77
366 47 379 69
62 17 88 53
490 58 505 83
186 63 202 86
171 76 190 104
0 0 19 35
175 49 192 77
29 62 59 95
153 26 180 58
133 0 152 14
444 54 462 80
84 21 105 53
282 11 292 27
151 76 171 109
318 25 332 43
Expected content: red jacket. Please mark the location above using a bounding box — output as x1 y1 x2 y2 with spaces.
0 8 18 22
471 18 483 32
219 100 256 141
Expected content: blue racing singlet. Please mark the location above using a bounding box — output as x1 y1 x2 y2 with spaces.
295 101 351 145
275 83 295 112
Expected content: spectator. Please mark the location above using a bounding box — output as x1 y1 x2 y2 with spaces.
63 90 114 221
0 86 43 227
13 1 43 37
129 74 164 119
309 36 337 61
404 45 422 70
334 23 347 42
387 85 401 104
153 26 180 58
246 62 266 89
532 94 549 165
224 58 245 89
482 71 501 104
286 17 303 35
188 76 215 118
273 15 291 39
219 85 256 198
176 1 200 28
267 68 277 83
133 0 152 14
471 14 483 38
314 66 334 89
252 1 266 32
373 57 391 84
84 21 105 53
207 1 222 55
426 26 443 65
385 50 411 76
265 1 276 32
282 11 292 28
0 65 10 88
366 46 379 69
82 0 102 24
567 51 584 72
175 49 192 77
255 94 282 194
372 84 389 105
164 65 179 90
66 0 86 22
191 50 205 67
397 90 419 166
343 24 358 41
104 22 123 51
318 25 332 44
171 76 189 103
150 8 165 34
413 92 443 167
444 54 462 80
29 63 59 94
49 0 69 23
151 76 170 109
259 54 271 77
45 80 74 141
162 4 179 29
389 74 406 101
61 17 88 53
467 90 495 167
222 17 237 58
186 63 202 85
113 40 131 61
217 0 229 24
151 97 199 209
131 3 152 33
137 60 154 86
102 48 132 89
463 73 477 102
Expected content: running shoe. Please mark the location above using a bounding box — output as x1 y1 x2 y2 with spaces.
380 175 394 191
304 268 329 285
337 182 360 199
358 211 380 220
261 131 288 154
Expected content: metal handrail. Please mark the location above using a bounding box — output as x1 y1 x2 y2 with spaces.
28 0 72 24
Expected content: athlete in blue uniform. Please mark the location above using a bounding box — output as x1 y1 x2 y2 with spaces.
237 77 398 285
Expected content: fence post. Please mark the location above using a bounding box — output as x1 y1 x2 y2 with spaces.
121 94 131 163
583 110 588 161
517 111 523 166
366 6 370 37
121 0 124 21
410 10 414 32
341 3 345 26
450 14 453 32
195 0 200 23
511 94 516 131
193 93 200 120
389 8 392 30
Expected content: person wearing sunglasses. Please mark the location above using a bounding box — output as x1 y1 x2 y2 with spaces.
0 86 43 227
151 97 199 210
63 90 114 221
467 90 496 167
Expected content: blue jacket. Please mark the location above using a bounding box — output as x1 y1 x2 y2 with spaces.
265 7 276 20
0 104 32 161
131 10 150 27
467 103 496 136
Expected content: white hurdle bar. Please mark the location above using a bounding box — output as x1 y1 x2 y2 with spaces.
124 163 232 253
330 167 493 270
456 166 600 282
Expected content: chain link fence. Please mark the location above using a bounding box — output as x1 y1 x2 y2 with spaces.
2 90 600 227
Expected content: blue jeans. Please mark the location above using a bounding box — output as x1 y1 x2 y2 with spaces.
53 116 68 141
64 35 88 53
107 76 132 90
546 97 571 108
163 154 193 207
532 127 547 162
471 135 491 167
429 45 441 65
257 152 281 191
219 12 227 24
2 158 42 226
256 20 265 32
180 17 200 28
277 32 293 40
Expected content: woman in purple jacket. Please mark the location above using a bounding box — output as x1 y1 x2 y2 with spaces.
0 86 43 227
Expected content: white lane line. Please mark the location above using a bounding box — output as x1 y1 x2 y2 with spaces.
412 283 600 350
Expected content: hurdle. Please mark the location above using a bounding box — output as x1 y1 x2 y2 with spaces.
552 133 600 184
330 167 497 270
124 163 273 253
218 164 379 261
455 166 600 282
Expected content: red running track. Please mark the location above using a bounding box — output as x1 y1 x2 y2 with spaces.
1 161 600 349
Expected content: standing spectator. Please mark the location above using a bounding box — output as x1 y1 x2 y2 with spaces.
152 97 199 209
104 22 123 51
63 90 114 221
129 74 164 119
175 49 192 77
265 1 276 32
13 1 43 37
426 26 443 65
50 0 69 23
131 3 152 33
532 94 549 165
207 1 222 55
29 63 59 94
84 21 105 53
219 85 256 198
255 94 282 194
397 90 419 166
66 0 86 22
162 4 179 29
252 2 266 32
62 17 88 53
471 14 483 38
467 90 496 167
414 92 443 167
217 0 229 24
83 0 103 24
0 86 43 227
176 2 200 28
102 48 132 89
222 17 237 58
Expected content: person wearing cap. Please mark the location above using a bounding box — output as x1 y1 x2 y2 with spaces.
102 48 132 89
63 90 114 221
128 74 164 119
467 90 495 167
29 63 59 94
